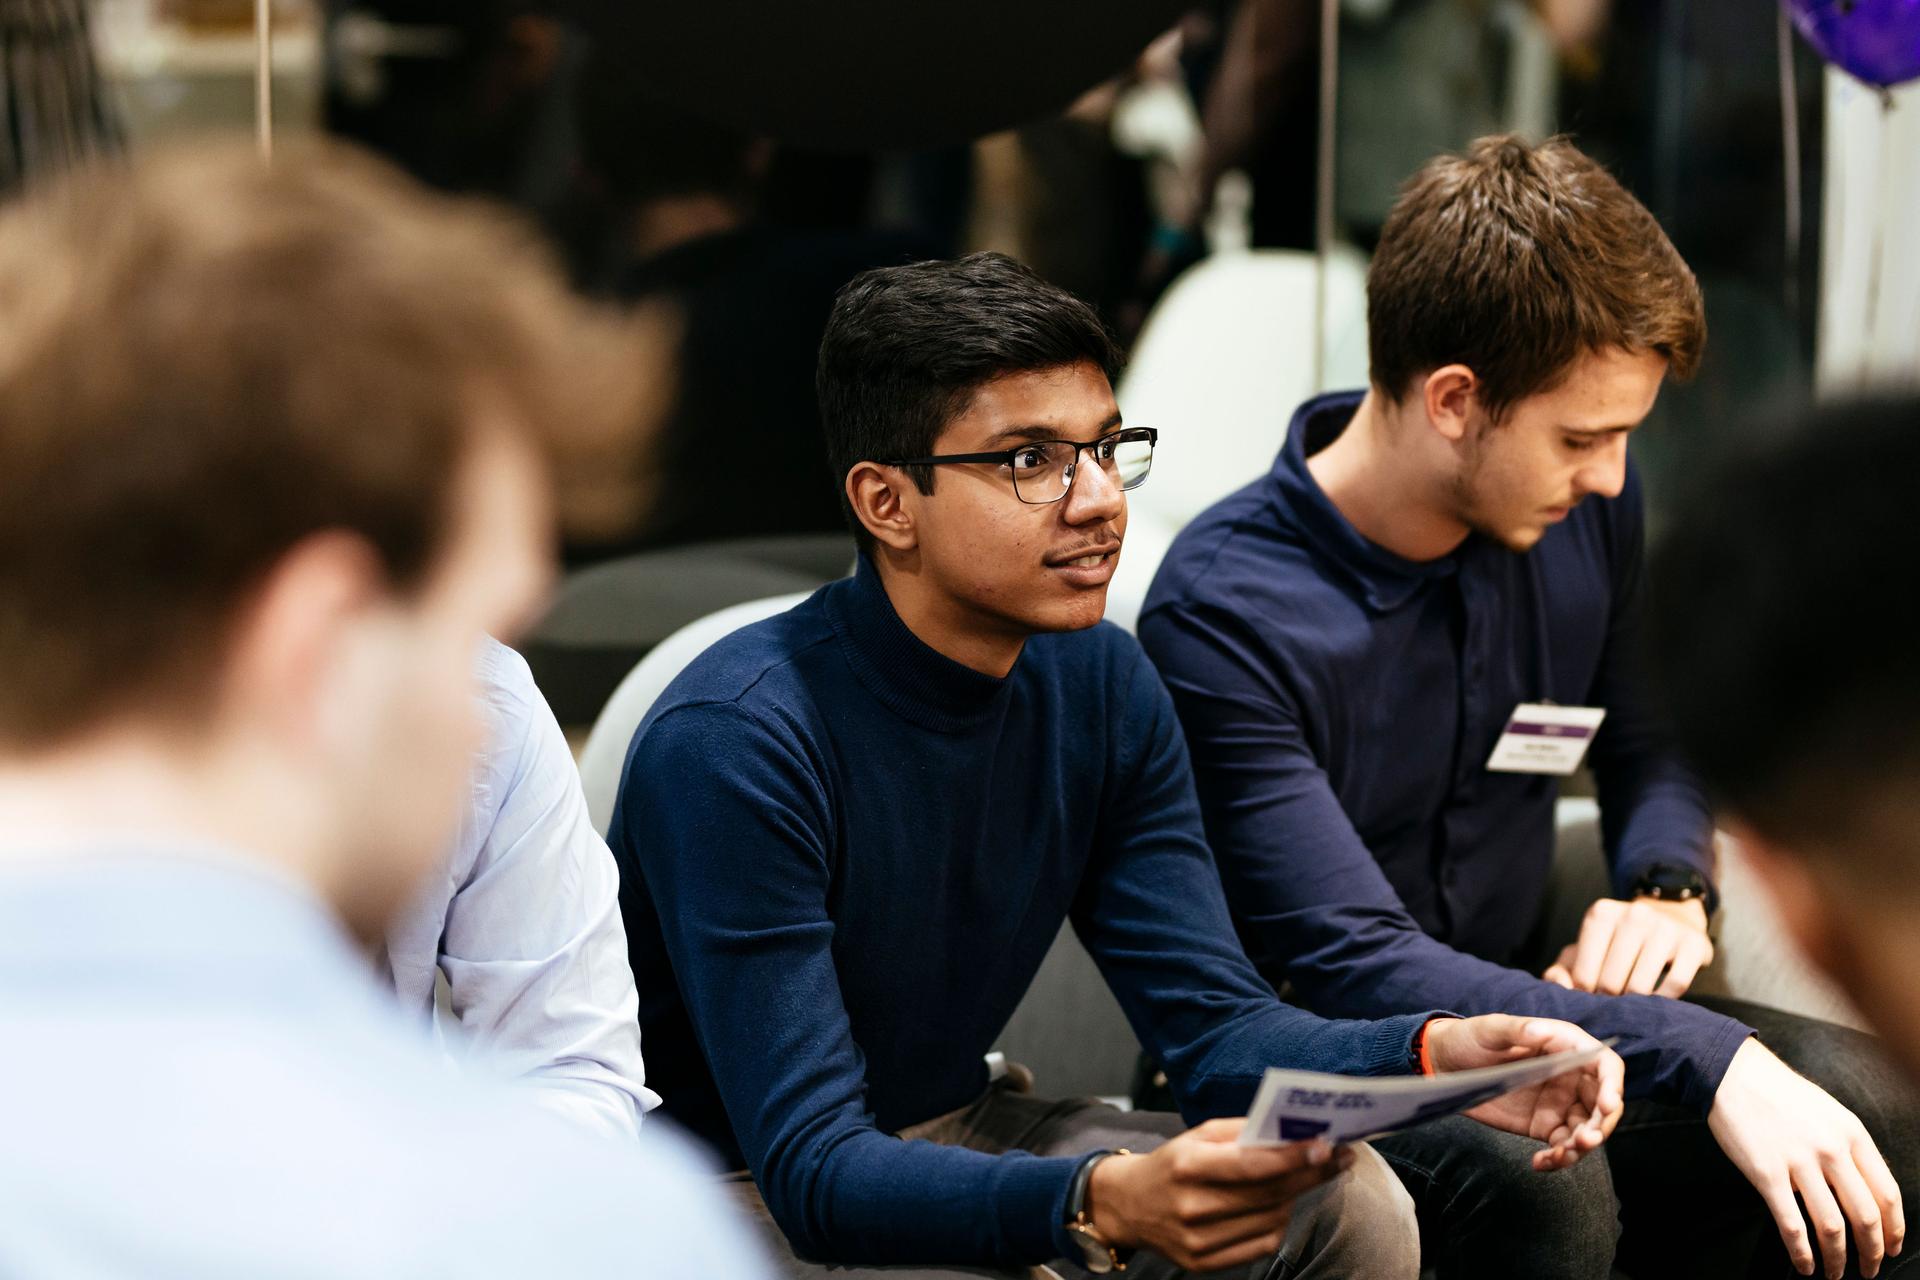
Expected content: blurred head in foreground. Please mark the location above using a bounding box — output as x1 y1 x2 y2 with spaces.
0 139 651 940
1649 394 1920 1078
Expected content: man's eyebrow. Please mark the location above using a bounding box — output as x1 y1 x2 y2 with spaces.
1560 422 1638 435
981 411 1124 448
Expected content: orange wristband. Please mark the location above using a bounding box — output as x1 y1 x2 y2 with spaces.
1416 1019 1438 1075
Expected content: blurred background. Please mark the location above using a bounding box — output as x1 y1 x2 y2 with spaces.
23 0 1919 730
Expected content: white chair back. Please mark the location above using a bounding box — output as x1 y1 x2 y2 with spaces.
579 591 813 835
1106 247 1371 632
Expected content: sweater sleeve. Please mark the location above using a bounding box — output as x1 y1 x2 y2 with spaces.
1135 598 1750 1117
620 701 1083 1269
1587 463 1719 898
1071 640 1437 1125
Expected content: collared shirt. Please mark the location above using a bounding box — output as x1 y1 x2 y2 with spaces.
1140 391 1749 1113
0 852 771 1278
384 638 657 1137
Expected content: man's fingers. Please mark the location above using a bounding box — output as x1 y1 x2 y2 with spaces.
1174 1199 1296 1261
1596 916 1655 995
1624 935 1675 995
1754 1165 1819 1275
1173 1134 1327 1184
1656 943 1709 998
1794 1163 1854 1280
1567 907 1620 991
1184 1218 1292 1273
1854 1133 1905 1257
1175 1160 1342 1225
1824 1153 1887 1277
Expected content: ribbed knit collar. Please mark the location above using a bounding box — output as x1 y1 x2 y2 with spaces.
1271 390 1461 613
823 554 1017 734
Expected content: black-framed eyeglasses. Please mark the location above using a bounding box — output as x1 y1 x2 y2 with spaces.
882 427 1157 505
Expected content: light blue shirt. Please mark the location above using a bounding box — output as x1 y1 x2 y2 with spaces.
385 639 657 1136
0 853 771 1278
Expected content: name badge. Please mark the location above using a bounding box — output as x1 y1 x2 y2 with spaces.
1485 703 1606 775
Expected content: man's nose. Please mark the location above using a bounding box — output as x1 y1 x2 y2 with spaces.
1060 453 1124 524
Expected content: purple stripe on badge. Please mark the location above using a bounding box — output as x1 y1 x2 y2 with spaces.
1507 722 1595 739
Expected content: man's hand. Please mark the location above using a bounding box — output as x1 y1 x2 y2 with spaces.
1542 895 1713 997
1424 1014 1624 1171
1088 1119 1351 1271
1709 1038 1905 1279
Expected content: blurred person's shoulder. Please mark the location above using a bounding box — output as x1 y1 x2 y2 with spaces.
0 945 764 1277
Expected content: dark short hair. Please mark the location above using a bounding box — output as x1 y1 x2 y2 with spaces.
1648 395 1920 882
1368 134 1706 422
815 252 1122 551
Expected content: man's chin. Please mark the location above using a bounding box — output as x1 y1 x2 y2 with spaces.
1031 585 1111 634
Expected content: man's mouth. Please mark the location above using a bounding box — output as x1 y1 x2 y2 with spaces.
1045 543 1121 568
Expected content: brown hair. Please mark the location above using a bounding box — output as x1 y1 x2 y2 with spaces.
0 138 659 748
1366 134 1705 421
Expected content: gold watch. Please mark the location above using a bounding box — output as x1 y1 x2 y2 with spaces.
1063 1149 1131 1273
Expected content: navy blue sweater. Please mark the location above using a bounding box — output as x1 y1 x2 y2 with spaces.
1139 391 1752 1116
609 556 1431 1268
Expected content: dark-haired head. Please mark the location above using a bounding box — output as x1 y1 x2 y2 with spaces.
1651 394 1920 869
817 252 1122 553
1649 393 1920 1076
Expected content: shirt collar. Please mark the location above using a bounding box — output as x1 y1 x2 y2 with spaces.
1272 390 1461 613
824 554 1016 733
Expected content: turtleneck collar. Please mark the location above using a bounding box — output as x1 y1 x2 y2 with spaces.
823 554 1018 734
1273 390 1463 613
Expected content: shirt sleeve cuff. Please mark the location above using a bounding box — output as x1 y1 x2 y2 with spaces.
991 1153 1086 1264
1365 1011 1455 1077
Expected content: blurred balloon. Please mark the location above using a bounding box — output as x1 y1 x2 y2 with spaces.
550 0 1193 148
1782 0 1920 89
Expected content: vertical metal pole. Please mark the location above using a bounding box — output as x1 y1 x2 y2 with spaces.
1313 0 1340 392
1777 7 1802 317
255 0 273 160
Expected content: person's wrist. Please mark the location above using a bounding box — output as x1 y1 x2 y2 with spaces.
1087 1149 1141 1250
1417 1016 1463 1073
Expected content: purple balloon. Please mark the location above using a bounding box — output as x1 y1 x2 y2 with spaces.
1784 0 1920 88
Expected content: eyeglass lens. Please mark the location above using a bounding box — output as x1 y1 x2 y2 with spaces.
1010 433 1154 504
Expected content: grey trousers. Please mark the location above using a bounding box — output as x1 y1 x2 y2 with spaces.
727 1076 1420 1279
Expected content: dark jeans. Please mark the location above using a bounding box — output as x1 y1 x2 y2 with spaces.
1371 996 1920 1280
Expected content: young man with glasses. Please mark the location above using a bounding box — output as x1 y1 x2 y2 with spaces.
1139 134 1919 1280
609 251 1625 1278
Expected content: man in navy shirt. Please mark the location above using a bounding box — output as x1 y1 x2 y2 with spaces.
611 252 1624 1278
1142 135 1919 1280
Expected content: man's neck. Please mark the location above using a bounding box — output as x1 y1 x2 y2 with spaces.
0 731 331 898
872 556 1027 679
1305 389 1471 563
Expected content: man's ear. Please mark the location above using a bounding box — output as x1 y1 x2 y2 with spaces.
1420 365 1481 444
219 531 387 755
1727 822 1847 981
845 463 921 554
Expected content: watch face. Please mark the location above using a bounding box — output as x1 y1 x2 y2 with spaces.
1638 865 1708 898
1066 1223 1114 1274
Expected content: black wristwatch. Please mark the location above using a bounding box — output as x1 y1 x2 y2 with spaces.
1629 862 1716 915
1064 1149 1132 1273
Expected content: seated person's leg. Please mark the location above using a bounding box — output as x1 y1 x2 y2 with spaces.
945 1085 1419 1280
1605 997 1920 1280
1369 1115 1619 1280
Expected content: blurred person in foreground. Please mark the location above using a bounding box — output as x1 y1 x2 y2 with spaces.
1649 395 1920 1084
0 140 767 1277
